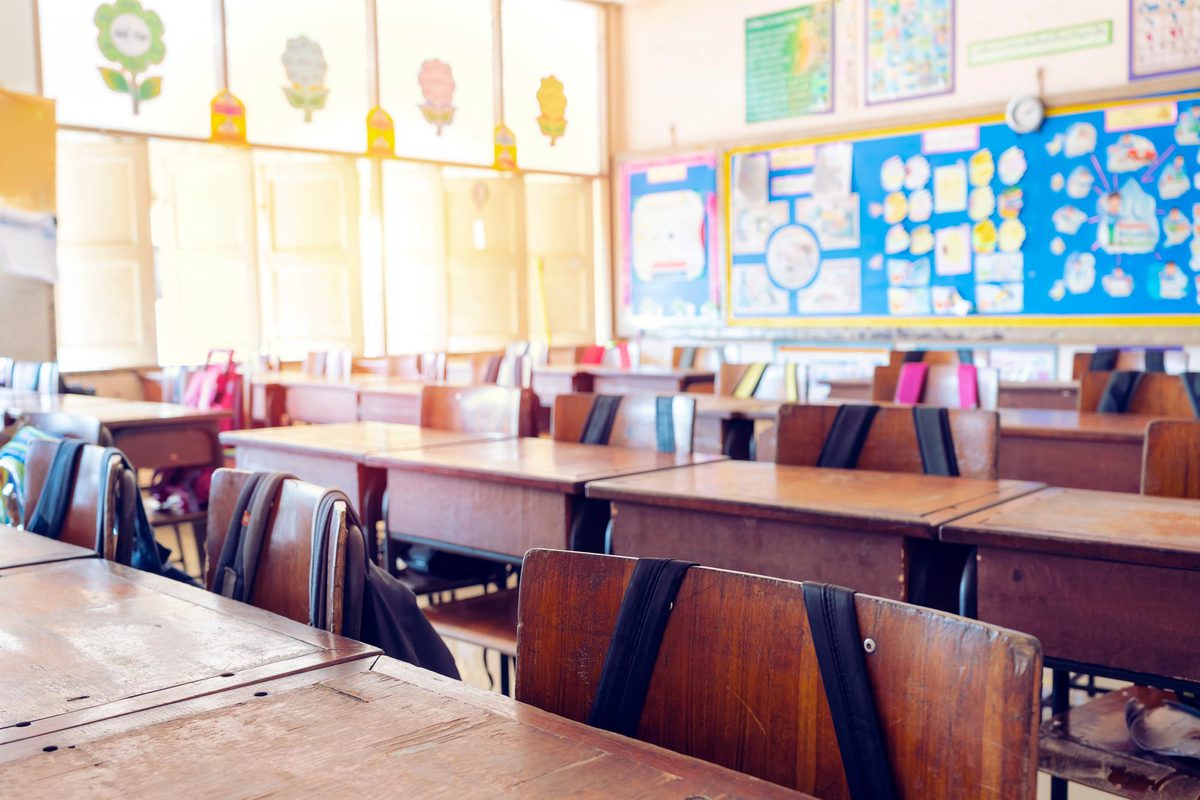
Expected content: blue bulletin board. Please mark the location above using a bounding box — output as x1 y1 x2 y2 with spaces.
725 92 1200 327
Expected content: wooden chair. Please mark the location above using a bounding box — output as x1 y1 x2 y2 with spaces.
716 362 806 402
0 359 61 394
419 384 539 437
671 345 723 371
1071 348 1187 380
23 438 133 561
872 363 999 409
886 349 962 367
360 352 446 381
516 549 1040 798
1036 419 1200 798
770 403 1000 480
205 469 358 635
19 412 113 446
1078 370 1197 416
304 350 352 380
551 393 697 454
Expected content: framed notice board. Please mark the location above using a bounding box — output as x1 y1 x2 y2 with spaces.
725 91 1200 327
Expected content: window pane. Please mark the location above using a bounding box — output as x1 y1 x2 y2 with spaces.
225 0 370 152
39 0 217 137
377 0 495 166
502 0 603 174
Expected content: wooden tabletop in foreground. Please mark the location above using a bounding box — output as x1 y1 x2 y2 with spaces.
0 656 809 798
0 559 377 741
587 460 1044 537
366 437 725 492
941 486 1200 569
0 525 95 570
220 422 510 460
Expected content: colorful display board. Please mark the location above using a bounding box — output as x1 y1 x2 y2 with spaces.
726 92 1200 327
618 153 721 328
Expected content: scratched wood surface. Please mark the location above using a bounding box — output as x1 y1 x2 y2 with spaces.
0 656 808 799
0 525 95 570
0 558 376 741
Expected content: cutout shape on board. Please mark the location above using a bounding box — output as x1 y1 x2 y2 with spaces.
536 76 567 145
1164 208 1191 246
366 107 395 156
968 186 995 221
998 146 1027 185
765 225 821 290
908 189 933 222
1052 205 1086 235
281 36 329 122
95 0 166 114
1102 266 1134 298
1106 133 1157 173
1064 122 1096 157
210 89 246 143
935 224 971 276
417 59 456 136
1159 155 1190 200
1096 180 1160 255
909 224 934 256
1151 261 1188 300
969 149 995 186
632 192 707 282
1064 252 1096 294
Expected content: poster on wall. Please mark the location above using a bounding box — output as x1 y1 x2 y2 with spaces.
1130 0 1200 80
725 91 1200 327
619 153 721 328
865 0 954 104
745 4 834 123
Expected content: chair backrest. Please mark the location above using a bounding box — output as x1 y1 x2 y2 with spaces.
1142 419 1200 498
205 469 357 634
671 345 723 371
21 413 113 446
0 360 61 394
771 403 1000 479
419 384 538 437
516 549 1040 799
886 350 960 367
382 352 446 381
24 438 128 559
304 350 352 380
1078 370 1197 416
875 364 999 409
551 393 696 454
1071 348 1187 380
716 362 807 402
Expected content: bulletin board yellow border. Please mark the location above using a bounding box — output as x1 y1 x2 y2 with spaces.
723 91 1200 329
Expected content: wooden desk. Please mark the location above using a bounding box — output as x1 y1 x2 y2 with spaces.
0 657 806 798
586 460 1042 603
221 422 510 544
0 525 95 570
1 392 225 474
943 487 1200 688
356 381 425 424
0 558 377 742
824 377 1080 410
367 438 723 562
586 364 715 395
249 372 391 426
693 394 782 457
997 409 1155 493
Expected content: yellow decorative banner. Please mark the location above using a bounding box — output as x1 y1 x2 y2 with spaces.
494 124 517 171
366 106 395 156
1104 101 1177 133
210 89 246 144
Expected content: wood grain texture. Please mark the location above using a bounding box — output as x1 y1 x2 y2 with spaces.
221 421 505 460
1079 371 1198 417
1142 419 1200 499
0 525 95 570
420 384 539 437
0 656 805 798
998 408 1156 442
367 437 722 493
1040 686 1200 799
942 487 1200 568
552 393 697 454
770 403 1001 480
516 550 1041 799
0 558 375 738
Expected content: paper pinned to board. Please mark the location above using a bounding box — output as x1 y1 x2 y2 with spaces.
0 208 57 283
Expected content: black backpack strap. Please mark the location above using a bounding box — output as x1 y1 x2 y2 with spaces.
1145 350 1166 373
588 558 696 737
912 407 960 477
311 490 368 637
654 396 676 453
1097 371 1144 413
1090 348 1119 371
580 395 623 444
216 472 291 601
1182 373 1200 418
803 583 898 800
26 439 87 541
901 350 925 363
817 405 879 469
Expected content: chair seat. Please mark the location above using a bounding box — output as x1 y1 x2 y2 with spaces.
395 566 506 597
423 588 518 657
146 508 208 527
1040 685 1200 798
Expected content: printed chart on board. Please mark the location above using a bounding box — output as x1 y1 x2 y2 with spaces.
726 92 1200 326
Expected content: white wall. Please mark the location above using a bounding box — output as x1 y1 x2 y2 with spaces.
0 0 37 94
620 0 1161 153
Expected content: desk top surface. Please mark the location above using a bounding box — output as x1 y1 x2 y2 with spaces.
0 656 807 798
586 460 1043 537
0 559 375 738
221 422 508 459
942 486 1200 569
0 525 95 570
0 392 227 426
367 437 724 492
996 408 1160 442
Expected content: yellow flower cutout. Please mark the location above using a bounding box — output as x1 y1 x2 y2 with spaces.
536 76 567 146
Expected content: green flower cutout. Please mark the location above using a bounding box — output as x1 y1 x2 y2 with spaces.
95 0 166 115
